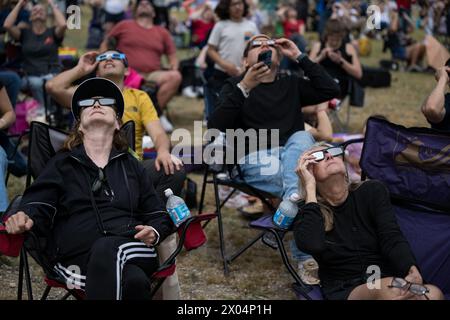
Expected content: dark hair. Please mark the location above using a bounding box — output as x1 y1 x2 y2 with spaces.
322 18 348 42
62 119 128 152
215 0 249 20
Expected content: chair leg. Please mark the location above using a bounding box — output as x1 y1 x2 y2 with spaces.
227 231 265 263
212 174 229 275
41 286 51 300
270 229 312 300
17 249 24 300
61 292 72 300
198 168 209 215
22 249 34 300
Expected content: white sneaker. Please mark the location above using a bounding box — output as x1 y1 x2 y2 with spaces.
159 115 174 133
182 86 198 98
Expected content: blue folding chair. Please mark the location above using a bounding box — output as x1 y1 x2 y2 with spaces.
360 117 450 299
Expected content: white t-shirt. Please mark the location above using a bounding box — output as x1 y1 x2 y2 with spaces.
207 19 259 72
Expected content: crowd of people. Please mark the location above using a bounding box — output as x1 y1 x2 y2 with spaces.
0 0 449 300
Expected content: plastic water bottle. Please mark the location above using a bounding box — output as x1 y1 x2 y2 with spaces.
272 194 299 230
164 188 191 227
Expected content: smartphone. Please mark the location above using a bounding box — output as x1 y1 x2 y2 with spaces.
257 50 272 68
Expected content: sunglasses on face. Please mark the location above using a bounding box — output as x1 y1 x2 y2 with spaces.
250 39 276 49
78 97 116 108
388 277 430 299
96 52 127 63
311 147 344 162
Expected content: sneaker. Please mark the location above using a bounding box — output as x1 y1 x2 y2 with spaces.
159 115 174 133
406 64 423 72
182 86 198 98
298 258 320 285
238 200 264 220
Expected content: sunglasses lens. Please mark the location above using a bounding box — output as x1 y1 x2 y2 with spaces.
78 99 94 107
96 54 106 62
328 147 343 157
312 151 324 161
99 98 115 106
410 284 428 295
392 278 408 288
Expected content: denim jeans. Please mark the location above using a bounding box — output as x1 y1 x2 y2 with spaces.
0 70 21 107
232 130 315 262
0 146 9 212
232 130 315 199
21 74 55 109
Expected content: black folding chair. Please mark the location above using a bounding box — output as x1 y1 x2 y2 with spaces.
0 120 215 300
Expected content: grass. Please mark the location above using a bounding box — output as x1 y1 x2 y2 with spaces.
0 5 437 299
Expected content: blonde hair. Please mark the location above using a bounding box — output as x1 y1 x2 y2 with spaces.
299 142 363 231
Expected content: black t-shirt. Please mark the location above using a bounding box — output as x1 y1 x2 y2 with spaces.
429 93 450 132
20 26 62 76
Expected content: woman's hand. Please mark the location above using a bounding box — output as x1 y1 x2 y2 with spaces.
405 265 423 285
328 50 343 65
134 225 157 247
435 66 450 84
275 38 301 61
5 211 34 234
240 61 271 91
296 151 318 200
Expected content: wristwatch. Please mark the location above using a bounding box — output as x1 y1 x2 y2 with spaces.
237 82 250 98
296 53 308 63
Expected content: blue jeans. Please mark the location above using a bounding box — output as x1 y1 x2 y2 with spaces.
22 74 55 109
232 130 315 262
0 70 21 108
233 130 315 199
0 146 9 212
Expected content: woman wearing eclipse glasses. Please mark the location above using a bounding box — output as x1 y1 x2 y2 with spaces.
293 142 444 300
4 78 174 300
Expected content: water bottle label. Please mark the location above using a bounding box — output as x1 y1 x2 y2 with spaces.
168 204 191 226
273 209 294 229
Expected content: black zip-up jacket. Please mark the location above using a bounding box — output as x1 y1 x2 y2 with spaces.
208 57 341 150
19 144 174 261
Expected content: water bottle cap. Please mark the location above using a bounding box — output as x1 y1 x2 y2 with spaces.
289 193 300 202
164 188 174 198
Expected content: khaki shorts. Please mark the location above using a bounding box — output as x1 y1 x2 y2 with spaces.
141 70 166 83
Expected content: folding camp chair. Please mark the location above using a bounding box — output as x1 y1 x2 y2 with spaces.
360 117 450 299
0 120 215 300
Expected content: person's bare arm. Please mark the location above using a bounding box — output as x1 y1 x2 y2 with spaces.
0 87 16 130
145 120 183 175
45 51 100 108
168 52 179 70
207 44 241 76
48 0 67 39
421 67 449 124
313 110 333 142
3 0 26 41
340 43 363 79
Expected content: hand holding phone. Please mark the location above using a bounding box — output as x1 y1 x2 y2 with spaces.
257 50 272 68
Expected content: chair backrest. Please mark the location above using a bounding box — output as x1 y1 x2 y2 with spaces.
26 120 136 184
360 117 450 297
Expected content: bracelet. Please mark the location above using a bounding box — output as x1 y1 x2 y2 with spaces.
237 82 250 98
296 53 308 63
